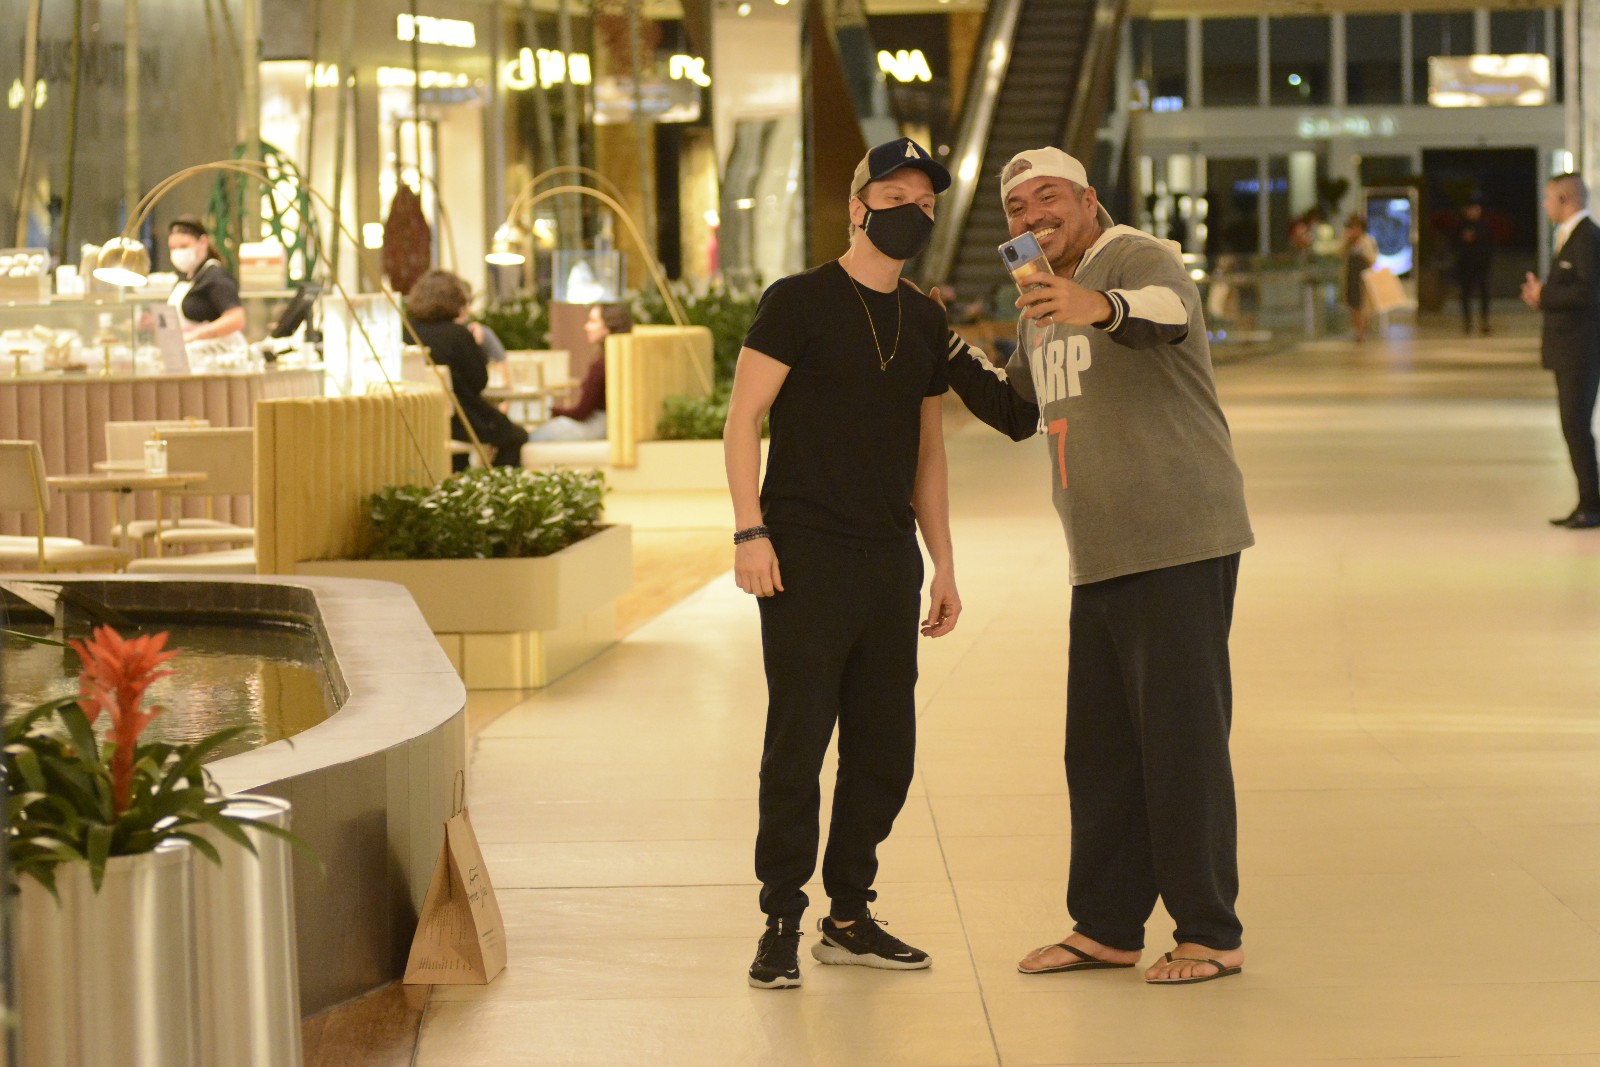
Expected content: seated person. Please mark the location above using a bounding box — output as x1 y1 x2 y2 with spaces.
404 270 529 471
473 317 510 387
529 303 632 442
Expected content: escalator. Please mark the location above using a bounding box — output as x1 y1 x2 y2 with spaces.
924 0 1127 299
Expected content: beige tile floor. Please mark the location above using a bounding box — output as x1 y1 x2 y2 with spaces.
415 313 1600 1066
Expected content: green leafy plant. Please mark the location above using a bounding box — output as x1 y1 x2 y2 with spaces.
4 627 305 898
478 294 551 351
654 384 770 442
631 280 761 387
363 467 606 560
656 386 733 441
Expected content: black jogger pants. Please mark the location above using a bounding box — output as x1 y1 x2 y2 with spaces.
754 531 923 925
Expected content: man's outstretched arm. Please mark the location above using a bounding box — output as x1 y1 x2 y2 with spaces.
945 331 1040 442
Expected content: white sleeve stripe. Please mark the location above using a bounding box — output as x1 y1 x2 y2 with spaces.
1104 291 1128 332
1106 285 1187 327
948 332 1012 381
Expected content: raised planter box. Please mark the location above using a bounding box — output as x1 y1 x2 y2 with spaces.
295 524 632 689
604 438 768 494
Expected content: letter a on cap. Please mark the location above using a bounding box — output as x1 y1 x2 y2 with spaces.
906 143 921 158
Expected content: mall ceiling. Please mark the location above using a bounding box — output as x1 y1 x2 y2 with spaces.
864 0 1558 14
538 0 1557 22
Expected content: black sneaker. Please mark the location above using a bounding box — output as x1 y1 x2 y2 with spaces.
811 915 931 970
748 918 802 989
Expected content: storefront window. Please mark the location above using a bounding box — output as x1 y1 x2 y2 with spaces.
1359 155 1413 189
1488 6 1564 103
1204 157 1262 258
1265 156 1293 253
1552 8 1564 102
1201 18 1259 108
1268 17 1329 107
1133 19 1188 110
1345 14 1403 105
1412 11 1474 104
869 14 954 151
1488 9 1545 56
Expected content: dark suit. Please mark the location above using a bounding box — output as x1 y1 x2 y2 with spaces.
1540 216 1600 510
1453 217 1494 330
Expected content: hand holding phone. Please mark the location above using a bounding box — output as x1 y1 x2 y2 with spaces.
999 232 1053 292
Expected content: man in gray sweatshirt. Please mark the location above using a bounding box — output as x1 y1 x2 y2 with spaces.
944 147 1253 985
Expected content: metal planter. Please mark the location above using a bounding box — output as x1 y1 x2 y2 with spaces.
17 840 199 1067
191 794 303 1067
14 796 304 1067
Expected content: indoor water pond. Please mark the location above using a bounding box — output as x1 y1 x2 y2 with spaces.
2 619 336 763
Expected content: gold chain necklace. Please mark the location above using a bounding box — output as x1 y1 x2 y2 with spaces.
844 268 901 372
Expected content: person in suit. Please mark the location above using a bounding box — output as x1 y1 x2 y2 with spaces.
1453 199 1495 335
1522 174 1600 529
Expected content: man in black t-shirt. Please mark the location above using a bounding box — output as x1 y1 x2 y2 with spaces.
724 138 961 989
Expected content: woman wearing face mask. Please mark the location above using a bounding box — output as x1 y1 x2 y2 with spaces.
165 216 248 361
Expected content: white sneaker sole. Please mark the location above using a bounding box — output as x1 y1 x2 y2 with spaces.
748 972 802 989
811 940 931 970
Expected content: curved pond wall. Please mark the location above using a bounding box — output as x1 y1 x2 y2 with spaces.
2 576 467 1015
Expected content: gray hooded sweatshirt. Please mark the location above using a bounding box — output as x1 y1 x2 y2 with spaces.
947 224 1253 585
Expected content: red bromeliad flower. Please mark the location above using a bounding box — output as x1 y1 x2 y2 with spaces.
71 626 179 814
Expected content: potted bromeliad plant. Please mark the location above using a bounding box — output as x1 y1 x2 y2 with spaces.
5 625 308 1067
5 625 299 895
295 466 633 689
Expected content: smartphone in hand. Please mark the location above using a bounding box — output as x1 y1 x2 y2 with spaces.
999 232 1052 292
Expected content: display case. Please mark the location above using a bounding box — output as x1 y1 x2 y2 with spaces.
0 289 318 379
0 289 327 546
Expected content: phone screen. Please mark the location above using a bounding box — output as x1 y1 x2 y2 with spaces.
999 232 1052 291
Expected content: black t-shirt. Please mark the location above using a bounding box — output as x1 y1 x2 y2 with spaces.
180 260 242 324
743 260 949 543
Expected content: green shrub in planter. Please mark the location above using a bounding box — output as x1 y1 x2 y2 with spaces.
364 467 605 560
478 294 550 351
631 281 760 387
656 386 733 441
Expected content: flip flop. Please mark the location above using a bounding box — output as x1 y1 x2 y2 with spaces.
1018 942 1136 975
1144 951 1242 985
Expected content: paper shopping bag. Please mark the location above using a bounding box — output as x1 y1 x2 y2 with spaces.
403 789 507 984
1362 268 1413 315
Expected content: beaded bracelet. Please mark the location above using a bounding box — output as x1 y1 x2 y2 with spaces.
733 525 770 545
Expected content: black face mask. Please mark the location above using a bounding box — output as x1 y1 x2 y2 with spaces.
861 202 934 260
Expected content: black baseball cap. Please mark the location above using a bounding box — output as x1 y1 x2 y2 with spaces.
850 137 951 197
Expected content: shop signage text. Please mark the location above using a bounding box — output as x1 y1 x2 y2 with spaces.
670 55 711 88
501 49 710 92
7 79 47 110
396 14 477 49
503 48 593 91
878 49 932 84
1297 114 1399 140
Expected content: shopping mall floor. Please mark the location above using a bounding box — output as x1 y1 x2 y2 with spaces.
316 307 1600 1066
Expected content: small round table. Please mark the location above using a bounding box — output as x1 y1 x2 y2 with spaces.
47 470 208 549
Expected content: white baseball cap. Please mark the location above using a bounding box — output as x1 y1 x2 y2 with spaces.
999 148 1114 227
